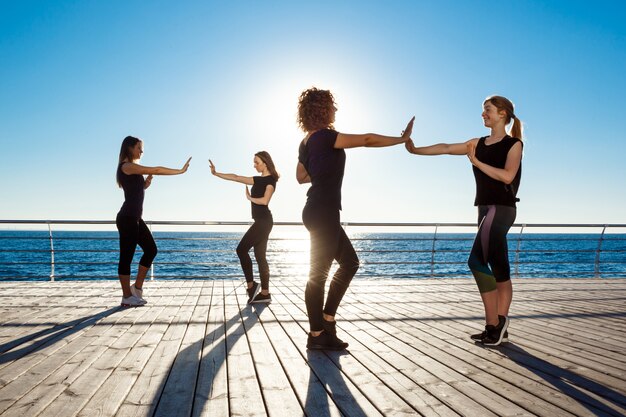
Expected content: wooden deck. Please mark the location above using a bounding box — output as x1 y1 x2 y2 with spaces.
0 278 625 417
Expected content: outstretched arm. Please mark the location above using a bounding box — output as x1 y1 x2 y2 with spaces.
296 162 311 184
208 160 254 185
246 184 275 205
334 117 415 149
405 139 477 156
468 141 522 184
122 157 192 176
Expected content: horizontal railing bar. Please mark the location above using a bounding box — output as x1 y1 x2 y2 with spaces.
2 219 626 228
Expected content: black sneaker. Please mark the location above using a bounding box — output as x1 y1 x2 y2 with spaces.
472 327 509 343
250 292 271 304
306 331 349 351
246 281 260 304
472 316 510 342
482 315 509 346
470 328 488 341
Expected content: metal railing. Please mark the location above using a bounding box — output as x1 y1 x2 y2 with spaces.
0 220 625 281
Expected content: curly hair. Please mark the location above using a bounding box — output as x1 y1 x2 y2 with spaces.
297 87 336 132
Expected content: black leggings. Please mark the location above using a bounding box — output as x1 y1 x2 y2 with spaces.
302 205 359 331
237 216 273 290
468 205 516 293
116 215 158 275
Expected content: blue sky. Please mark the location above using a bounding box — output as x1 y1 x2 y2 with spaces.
1 0 625 226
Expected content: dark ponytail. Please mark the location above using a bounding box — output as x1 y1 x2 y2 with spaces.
116 136 141 187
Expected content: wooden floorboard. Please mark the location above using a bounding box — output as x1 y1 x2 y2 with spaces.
0 278 624 417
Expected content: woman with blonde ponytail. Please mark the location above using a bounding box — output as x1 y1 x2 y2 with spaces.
406 95 523 346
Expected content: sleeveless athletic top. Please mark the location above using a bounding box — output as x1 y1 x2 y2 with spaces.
473 136 522 207
251 176 276 219
298 129 345 210
117 163 145 218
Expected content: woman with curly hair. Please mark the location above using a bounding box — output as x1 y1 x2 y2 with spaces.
209 152 279 304
405 95 523 346
296 87 414 350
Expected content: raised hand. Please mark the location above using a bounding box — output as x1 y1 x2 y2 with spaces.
208 159 217 175
181 157 192 173
405 138 416 154
401 116 415 141
144 174 153 189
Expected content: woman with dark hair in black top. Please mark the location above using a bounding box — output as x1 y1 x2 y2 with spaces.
406 95 523 346
116 136 191 307
297 87 414 350
209 151 279 304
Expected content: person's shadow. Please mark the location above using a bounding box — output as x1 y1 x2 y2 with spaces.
499 343 626 416
149 288 370 417
0 306 121 365
304 349 371 417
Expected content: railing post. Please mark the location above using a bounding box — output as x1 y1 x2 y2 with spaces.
515 224 525 279
48 222 55 282
431 225 438 278
594 225 607 278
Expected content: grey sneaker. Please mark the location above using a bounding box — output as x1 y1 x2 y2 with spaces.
130 284 145 302
121 295 146 307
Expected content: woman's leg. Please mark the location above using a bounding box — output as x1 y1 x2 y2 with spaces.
323 225 359 319
468 206 499 326
487 206 516 317
252 217 273 294
237 224 258 286
116 215 138 299
303 206 338 333
135 219 157 290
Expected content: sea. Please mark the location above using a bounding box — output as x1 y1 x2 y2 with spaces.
1 231 625 281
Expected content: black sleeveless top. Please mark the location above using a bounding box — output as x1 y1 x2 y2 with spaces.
117 163 145 218
251 176 276 219
298 129 345 210
473 136 522 207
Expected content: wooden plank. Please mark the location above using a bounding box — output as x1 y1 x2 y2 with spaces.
193 280 229 417
115 283 195 417
347 284 626 416
257 292 343 417
75 284 191 417
231 281 305 417
222 280 266 417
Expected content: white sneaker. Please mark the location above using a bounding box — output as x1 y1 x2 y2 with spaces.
130 284 145 302
121 295 146 307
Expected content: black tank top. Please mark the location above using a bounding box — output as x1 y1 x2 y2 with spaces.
298 129 345 210
251 176 276 219
117 163 145 218
473 136 522 207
